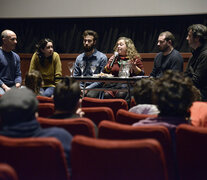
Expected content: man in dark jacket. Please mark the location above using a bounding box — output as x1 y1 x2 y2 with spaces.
150 31 183 77
0 87 73 174
185 24 207 101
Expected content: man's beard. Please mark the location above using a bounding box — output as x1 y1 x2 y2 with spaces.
84 44 95 52
159 45 169 52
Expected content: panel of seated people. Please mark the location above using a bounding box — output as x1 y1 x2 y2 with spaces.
19 53 191 82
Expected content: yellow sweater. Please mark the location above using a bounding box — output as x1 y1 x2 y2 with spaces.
29 52 62 87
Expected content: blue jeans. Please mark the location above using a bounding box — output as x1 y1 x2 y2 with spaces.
40 87 55 97
0 87 5 95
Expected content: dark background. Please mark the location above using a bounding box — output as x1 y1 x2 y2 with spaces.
0 14 207 54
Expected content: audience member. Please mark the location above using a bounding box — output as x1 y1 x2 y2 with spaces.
29 38 62 97
0 30 22 95
133 70 199 180
51 77 83 119
129 78 159 115
184 24 207 101
103 37 144 100
133 70 195 132
73 30 108 98
150 31 183 77
51 77 98 135
0 87 72 174
25 70 43 95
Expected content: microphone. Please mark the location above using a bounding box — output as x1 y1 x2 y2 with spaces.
109 52 119 68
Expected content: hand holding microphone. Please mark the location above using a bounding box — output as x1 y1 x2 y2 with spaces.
109 52 119 68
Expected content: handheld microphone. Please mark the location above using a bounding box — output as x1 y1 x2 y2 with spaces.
109 52 119 68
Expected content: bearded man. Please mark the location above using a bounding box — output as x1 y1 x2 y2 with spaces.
73 30 107 98
184 24 207 101
150 31 183 78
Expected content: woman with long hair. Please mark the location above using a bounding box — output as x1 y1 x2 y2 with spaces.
103 37 144 99
29 38 62 97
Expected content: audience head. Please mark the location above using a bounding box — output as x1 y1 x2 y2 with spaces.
113 37 141 60
53 77 81 113
157 31 175 52
1 29 17 52
187 24 207 49
152 70 196 118
133 78 155 105
25 70 43 95
0 88 38 127
82 30 98 52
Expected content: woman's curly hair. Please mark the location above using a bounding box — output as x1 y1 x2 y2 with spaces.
113 37 141 60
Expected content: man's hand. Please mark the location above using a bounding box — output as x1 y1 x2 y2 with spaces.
76 108 85 117
15 83 21 88
1 84 11 92
81 89 88 97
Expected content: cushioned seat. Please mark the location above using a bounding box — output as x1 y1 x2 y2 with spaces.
38 117 96 137
0 136 70 180
71 135 168 180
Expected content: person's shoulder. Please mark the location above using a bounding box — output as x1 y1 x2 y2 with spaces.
155 52 163 58
53 52 59 57
76 52 84 60
52 52 61 61
172 49 181 55
171 49 183 60
31 52 38 58
10 51 20 60
95 50 107 58
42 126 72 140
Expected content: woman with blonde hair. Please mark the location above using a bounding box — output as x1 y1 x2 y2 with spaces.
104 37 144 77
103 37 144 99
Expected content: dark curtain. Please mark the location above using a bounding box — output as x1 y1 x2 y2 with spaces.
0 14 207 53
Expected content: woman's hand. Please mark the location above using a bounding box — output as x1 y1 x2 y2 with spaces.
129 59 141 74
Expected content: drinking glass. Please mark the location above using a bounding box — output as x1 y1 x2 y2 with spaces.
91 65 96 75
79 62 86 77
67 62 74 77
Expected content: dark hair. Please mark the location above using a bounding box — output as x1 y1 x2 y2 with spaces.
25 70 43 95
133 78 155 104
82 30 98 41
187 24 207 44
153 70 195 118
159 31 175 46
36 38 53 66
53 77 80 113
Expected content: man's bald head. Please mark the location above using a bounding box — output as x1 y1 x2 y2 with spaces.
1 29 17 52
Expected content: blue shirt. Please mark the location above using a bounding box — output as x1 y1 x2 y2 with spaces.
0 49 22 87
73 49 108 89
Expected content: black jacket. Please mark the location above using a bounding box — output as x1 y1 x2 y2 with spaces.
185 43 207 101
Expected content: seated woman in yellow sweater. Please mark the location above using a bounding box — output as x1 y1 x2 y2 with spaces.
29 38 62 97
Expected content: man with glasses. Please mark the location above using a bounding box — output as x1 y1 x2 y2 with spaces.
150 31 183 78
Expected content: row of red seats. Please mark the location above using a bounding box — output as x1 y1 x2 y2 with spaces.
0 123 206 180
1 96 207 180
